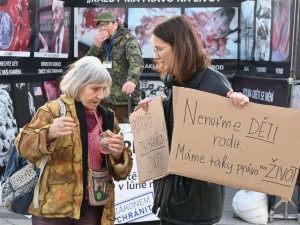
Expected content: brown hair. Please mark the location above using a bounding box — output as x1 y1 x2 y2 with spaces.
152 15 211 85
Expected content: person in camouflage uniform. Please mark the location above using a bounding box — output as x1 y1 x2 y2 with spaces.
86 11 144 123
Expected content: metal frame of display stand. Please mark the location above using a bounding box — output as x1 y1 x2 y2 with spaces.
269 1 300 221
268 176 300 223
233 194 300 223
269 198 299 223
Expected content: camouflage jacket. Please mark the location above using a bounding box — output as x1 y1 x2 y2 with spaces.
86 27 144 105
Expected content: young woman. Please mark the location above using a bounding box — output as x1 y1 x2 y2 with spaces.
138 15 249 225
15 56 133 225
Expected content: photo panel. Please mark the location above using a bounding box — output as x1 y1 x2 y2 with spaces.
74 7 125 57
128 8 181 58
240 0 255 60
0 84 18 180
271 0 292 62
0 0 32 57
12 82 45 130
44 80 61 101
239 0 292 78
140 80 164 99
254 0 272 61
185 7 239 59
34 0 71 58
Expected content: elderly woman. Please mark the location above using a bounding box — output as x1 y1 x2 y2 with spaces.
15 56 132 225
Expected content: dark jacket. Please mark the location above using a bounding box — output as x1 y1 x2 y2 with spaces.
153 67 231 225
51 26 69 54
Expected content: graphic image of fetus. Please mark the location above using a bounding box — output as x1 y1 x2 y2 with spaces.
0 11 14 50
0 84 17 179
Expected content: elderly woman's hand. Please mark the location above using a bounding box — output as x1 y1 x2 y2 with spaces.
227 89 249 109
105 130 124 162
47 117 76 141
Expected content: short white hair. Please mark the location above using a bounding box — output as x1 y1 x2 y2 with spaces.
60 56 112 100
52 0 64 11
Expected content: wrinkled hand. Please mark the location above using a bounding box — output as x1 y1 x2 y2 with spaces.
94 31 109 47
227 89 249 109
122 81 136 94
137 97 153 112
47 117 76 141
38 33 49 53
105 130 124 161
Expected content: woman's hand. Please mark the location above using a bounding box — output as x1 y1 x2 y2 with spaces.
47 117 76 141
227 89 249 109
105 130 124 162
137 97 153 112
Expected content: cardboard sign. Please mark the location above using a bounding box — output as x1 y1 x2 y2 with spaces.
114 124 159 224
129 96 169 183
169 86 300 201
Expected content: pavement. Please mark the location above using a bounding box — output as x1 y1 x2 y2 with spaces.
0 186 299 225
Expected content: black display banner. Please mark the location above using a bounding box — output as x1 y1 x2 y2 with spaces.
239 61 291 78
142 58 238 78
233 75 291 107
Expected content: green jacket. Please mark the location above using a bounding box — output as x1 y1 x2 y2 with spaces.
86 27 144 105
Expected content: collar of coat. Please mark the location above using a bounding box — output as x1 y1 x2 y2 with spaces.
163 67 207 89
58 94 114 131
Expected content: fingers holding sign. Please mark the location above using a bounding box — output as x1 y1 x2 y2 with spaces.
137 97 153 112
227 89 249 109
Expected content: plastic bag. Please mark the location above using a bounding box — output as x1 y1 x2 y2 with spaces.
232 190 268 224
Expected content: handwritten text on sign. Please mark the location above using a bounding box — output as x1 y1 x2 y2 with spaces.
130 96 169 183
169 87 300 201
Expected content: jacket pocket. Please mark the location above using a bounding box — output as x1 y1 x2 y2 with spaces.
168 176 224 223
172 176 190 203
168 176 199 220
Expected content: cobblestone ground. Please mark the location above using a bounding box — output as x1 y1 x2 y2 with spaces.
0 186 299 225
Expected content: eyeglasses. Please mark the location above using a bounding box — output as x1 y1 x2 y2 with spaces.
97 22 112 29
153 45 169 57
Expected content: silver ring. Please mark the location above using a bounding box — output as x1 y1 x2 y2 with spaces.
58 121 64 128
